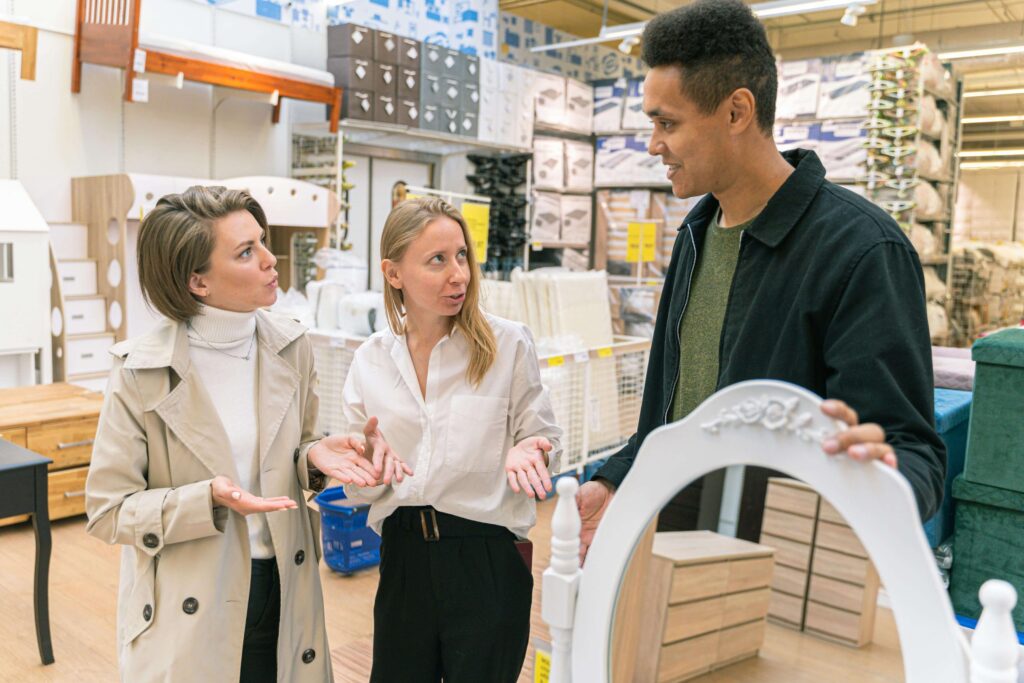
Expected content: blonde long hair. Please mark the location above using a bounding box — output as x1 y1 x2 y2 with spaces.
380 197 497 386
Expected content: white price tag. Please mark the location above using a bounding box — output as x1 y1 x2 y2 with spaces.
133 48 147 73
131 78 149 103
573 351 589 363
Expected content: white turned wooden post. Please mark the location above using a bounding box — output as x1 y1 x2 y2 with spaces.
971 580 1020 683
543 477 583 683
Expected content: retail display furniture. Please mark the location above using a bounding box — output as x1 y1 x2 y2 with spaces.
924 387 973 547
0 17 37 80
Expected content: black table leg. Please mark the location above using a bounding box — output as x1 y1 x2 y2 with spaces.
32 463 53 665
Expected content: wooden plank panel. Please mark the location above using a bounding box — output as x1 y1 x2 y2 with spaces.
634 551 675 683
811 547 871 586
727 556 774 593
27 418 97 471
722 588 772 628
767 589 804 627
770 564 808 597
657 631 718 683
804 600 870 647
670 562 729 604
815 521 867 559
757 533 812 571
760 508 815 544
0 427 26 447
714 619 766 668
615 520 659 683
808 574 868 614
49 466 89 520
817 498 846 525
663 596 724 643
765 479 819 518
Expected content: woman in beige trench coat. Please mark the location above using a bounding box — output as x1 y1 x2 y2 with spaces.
85 186 376 683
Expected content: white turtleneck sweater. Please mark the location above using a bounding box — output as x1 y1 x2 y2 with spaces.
187 304 274 559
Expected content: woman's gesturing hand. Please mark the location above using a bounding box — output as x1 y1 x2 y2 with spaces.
211 475 299 515
505 436 553 500
363 416 414 485
308 433 381 487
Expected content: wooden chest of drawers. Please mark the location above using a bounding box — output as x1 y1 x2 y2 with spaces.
634 531 775 683
759 477 880 647
0 383 104 526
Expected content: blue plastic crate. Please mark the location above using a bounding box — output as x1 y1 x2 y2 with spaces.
315 487 381 575
582 458 607 484
923 388 973 547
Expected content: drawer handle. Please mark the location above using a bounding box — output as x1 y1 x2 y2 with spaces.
80 353 94 359
58 438 94 450
71 314 85 320
63 491 86 499
62 276 75 282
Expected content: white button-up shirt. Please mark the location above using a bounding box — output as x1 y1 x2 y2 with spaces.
341 314 562 538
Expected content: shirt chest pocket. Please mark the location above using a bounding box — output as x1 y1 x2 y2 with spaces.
445 395 509 473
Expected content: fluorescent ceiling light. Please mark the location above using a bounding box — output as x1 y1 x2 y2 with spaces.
958 149 1024 157
938 45 1024 60
964 88 1024 99
963 115 1024 124
961 160 1024 169
529 0 875 52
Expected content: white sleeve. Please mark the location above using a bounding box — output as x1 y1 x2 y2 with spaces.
341 351 387 502
509 324 563 472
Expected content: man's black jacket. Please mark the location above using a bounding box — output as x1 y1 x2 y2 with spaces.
595 149 946 529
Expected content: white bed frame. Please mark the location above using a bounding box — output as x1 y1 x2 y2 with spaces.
542 379 1021 683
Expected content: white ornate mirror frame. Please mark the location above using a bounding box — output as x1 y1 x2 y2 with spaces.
544 380 1021 683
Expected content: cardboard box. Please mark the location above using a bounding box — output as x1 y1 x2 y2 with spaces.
398 67 419 99
595 134 651 186
375 63 398 96
816 53 870 119
561 194 592 244
327 24 374 59
422 43 445 76
397 98 420 127
533 72 567 127
775 123 819 155
420 103 442 131
327 56 374 92
421 73 444 105
374 31 400 65
817 121 866 180
566 78 594 133
776 58 823 120
375 94 398 124
593 78 626 133
342 89 375 121
462 82 480 111
480 56 500 91
461 53 480 82
442 48 462 79
533 136 565 190
621 78 653 130
531 192 562 242
398 37 421 68
460 111 478 138
478 85 501 143
565 140 595 191
441 107 460 135
441 77 462 108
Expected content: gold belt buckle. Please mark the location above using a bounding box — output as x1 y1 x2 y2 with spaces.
420 508 440 542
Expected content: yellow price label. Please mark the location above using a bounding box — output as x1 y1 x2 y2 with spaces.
597 347 613 358
534 649 551 683
461 202 491 264
547 356 565 368
405 192 422 201
626 221 658 263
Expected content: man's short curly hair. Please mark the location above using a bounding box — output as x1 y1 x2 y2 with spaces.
641 0 777 134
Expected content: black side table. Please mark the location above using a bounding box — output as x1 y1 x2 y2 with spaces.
0 439 54 665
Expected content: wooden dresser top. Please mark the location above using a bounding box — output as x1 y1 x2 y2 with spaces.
0 383 104 430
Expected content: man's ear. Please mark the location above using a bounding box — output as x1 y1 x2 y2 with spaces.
728 88 756 133
188 272 209 298
381 259 402 290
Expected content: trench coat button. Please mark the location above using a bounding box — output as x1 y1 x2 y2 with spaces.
293 448 300 463
182 597 199 615
142 533 159 548
143 604 152 621
302 648 316 664
295 549 305 565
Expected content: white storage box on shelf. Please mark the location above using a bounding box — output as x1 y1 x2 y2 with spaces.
565 78 594 133
816 53 870 119
593 78 626 133
565 141 595 191
560 195 593 245
532 192 563 242
534 72 568 128
777 58 823 120
621 78 653 131
534 137 567 190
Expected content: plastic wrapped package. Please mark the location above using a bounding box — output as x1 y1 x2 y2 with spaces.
923 266 948 302
915 181 945 220
920 95 946 140
916 140 944 178
920 53 954 99
271 287 315 329
910 223 937 257
927 301 949 343
337 291 386 336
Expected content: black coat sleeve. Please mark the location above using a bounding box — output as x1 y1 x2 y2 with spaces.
822 240 946 520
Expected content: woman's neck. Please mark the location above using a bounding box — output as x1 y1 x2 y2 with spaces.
188 303 257 345
404 310 453 349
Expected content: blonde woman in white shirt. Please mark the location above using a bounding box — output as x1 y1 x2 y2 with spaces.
338 197 561 683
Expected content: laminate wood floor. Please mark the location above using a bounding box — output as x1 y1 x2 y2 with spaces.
0 500 903 682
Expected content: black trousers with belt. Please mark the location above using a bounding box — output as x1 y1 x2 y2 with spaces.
370 507 534 683
240 557 281 683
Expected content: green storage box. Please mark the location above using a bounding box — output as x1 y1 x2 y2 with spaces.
950 475 1024 630
963 328 1024 492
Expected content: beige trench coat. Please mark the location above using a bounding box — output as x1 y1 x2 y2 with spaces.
85 310 331 683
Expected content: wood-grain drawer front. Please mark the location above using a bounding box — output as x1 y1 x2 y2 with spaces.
808 574 868 613
663 596 724 643
758 533 812 571
49 466 89 520
727 556 774 593
761 508 815 544
658 630 718 683
767 588 804 626
27 418 97 470
715 619 766 667
815 520 867 558
804 600 863 644
57 261 97 296
812 548 871 586
67 335 114 376
65 297 106 335
818 498 846 525
0 426 27 447
771 564 808 597
765 481 819 518
722 587 771 628
670 562 729 604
